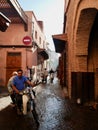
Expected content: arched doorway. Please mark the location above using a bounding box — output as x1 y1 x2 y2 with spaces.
72 8 98 104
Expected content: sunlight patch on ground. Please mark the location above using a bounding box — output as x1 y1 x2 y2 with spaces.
0 96 11 111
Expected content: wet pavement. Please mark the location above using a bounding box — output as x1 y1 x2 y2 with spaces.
0 105 38 130
34 77 98 130
0 77 98 130
35 78 72 130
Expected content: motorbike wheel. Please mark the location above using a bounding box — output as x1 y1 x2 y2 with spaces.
32 107 39 127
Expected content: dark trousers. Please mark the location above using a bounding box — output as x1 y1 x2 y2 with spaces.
50 78 54 83
15 94 22 110
10 93 16 104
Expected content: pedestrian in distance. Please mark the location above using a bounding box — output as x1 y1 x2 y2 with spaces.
49 69 54 83
43 68 48 83
7 71 18 105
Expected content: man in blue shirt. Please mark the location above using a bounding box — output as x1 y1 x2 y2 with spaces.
12 69 35 115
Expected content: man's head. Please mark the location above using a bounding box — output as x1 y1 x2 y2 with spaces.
17 69 23 77
12 71 18 76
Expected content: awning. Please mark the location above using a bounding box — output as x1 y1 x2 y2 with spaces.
52 34 67 53
38 48 49 60
0 12 11 32
0 0 28 30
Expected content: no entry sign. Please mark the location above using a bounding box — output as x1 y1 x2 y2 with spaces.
23 36 32 45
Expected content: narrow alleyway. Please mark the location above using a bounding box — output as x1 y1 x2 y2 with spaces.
34 77 98 130
0 77 98 130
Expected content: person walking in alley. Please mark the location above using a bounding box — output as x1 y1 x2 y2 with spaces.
49 69 54 83
42 68 48 83
7 71 18 105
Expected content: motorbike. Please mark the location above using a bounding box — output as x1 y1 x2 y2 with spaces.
18 86 34 115
14 86 39 126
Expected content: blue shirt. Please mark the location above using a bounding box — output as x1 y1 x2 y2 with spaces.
13 76 28 91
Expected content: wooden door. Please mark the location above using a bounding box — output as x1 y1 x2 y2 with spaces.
71 72 94 104
6 52 21 84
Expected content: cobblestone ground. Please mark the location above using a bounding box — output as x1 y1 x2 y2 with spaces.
34 77 98 130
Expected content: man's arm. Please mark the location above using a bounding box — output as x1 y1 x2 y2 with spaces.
12 85 19 94
26 80 36 87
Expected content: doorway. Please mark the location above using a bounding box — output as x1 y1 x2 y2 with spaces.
71 72 94 104
6 52 21 84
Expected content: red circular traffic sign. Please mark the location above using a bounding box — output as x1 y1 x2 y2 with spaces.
23 36 32 45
